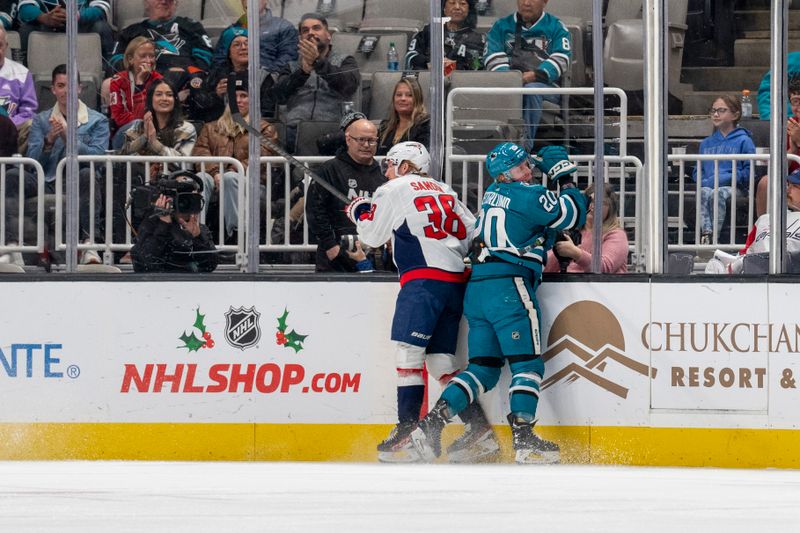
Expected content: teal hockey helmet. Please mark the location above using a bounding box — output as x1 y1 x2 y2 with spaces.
485 142 529 180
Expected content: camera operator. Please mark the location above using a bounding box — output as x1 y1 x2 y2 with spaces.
544 183 629 274
131 172 218 273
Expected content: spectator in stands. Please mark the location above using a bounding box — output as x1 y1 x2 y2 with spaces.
119 79 196 167
706 168 800 274
17 0 114 73
484 0 571 151
307 112 386 272
0 1 17 30
201 28 279 123
405 0 486 72
376 76 430 156
544 183 628 274
755 77 800 217
131 171 218 273
0 26 36 152
0 107 16 155
192 73 279 241
212 0 297 75
273 13 360 153
108 0 213 112
109 37 163 150
692 94 756 245
11 64 108 264
757 51 800 121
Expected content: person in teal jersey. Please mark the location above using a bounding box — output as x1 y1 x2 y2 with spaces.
484 0 571 150
409 142 587 464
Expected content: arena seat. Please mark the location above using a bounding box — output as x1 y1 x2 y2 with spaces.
367 70 430 120
202 0 244 40
27 32 102 110
330 32 407 76
4 30 22 63
279 0 365 32
667 251 695 275
448 70 525 151
293 120 341 155
360 0 426 36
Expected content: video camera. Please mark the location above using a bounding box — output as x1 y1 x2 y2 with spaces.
554 229 582 273
130 170 205 220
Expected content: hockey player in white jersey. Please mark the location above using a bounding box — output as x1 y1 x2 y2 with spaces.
706 168 800 274
346 141 499 463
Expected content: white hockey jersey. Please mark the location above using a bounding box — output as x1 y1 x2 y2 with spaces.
745 210 800 255
355 174 476 285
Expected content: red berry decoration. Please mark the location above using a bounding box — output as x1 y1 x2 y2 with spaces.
207 340 215 348
203 332 211 340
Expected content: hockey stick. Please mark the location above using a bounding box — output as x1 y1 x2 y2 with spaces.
226 72 351 205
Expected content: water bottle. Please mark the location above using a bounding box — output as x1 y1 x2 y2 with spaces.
387 42 399 71
741 89 752 119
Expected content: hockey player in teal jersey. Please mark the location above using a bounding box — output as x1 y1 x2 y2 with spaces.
484 0 571 150
410 142 587 464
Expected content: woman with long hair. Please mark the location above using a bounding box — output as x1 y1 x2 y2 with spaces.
108 37 163 149
192 74 279 239
376 77 430 156
545 183 629 273
119 79 197 162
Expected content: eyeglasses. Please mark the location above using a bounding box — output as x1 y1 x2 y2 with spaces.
709 107 730 115
348 135 379 147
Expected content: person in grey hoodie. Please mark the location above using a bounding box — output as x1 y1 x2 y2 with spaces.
692 93 756 245
272 13 360 153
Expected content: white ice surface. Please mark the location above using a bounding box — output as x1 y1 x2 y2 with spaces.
1 462 799 532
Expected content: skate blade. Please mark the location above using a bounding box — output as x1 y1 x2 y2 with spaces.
378 448 422 463
515 449 560 465
447 438 501 464
409 427 438 462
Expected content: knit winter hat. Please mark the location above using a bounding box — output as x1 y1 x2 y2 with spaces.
219 27 248 59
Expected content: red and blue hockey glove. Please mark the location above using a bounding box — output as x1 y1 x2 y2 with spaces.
345 196 373 224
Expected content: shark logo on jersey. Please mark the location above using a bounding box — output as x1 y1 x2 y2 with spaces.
147 26 187 58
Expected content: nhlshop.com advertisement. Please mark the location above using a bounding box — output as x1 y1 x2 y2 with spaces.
0 282 399 424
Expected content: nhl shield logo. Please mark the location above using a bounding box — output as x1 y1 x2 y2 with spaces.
224 306 262 350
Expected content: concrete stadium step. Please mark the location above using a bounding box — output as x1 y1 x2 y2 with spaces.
734 38 800 66
681 90 763 116
741 30 800 40
735 10 800 33
681 67 765 92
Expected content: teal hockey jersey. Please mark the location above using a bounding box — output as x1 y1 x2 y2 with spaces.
471 181 586 281
484 12 571 84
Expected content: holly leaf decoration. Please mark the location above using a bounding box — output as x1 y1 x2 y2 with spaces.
284 329 308 353
179 332 205 352
193 309 206 334
277 308 289 333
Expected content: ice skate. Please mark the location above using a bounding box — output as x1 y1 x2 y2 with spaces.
508 414 560 465
410 399 450 462
446 422 500 463
377 421 421 463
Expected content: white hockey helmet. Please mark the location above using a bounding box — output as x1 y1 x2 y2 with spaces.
384 141 431 175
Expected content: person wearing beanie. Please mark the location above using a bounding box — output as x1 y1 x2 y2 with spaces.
273 13 361 152
212 0 298 74
200 27 279 122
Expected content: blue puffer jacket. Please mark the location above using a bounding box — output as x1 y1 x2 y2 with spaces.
691 127 756 189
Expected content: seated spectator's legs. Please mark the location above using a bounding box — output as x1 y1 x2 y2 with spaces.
76 167 104 242
111 122 138 151
17 22 38 65
2 167 38 244
15 120 31 156
220 172 266 239
522 81 560 152
756 174 769 217
195 171 217 223
700 185 732 240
